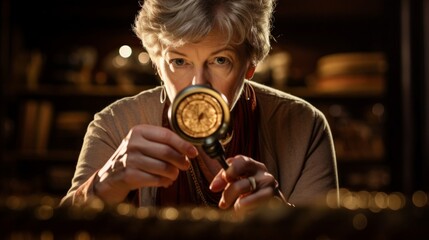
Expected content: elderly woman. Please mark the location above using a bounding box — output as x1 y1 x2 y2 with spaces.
61 0 339 212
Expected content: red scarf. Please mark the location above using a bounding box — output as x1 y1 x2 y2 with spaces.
156 82 260 207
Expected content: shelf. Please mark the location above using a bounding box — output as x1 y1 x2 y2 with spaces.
275 0 385 20
4 150 80 163
9 85 157 98
282 87 384 100
13 85 383 99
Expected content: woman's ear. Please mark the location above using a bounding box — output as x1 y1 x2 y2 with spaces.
245 65 256 80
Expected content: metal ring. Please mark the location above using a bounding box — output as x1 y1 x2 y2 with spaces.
248 176 257 192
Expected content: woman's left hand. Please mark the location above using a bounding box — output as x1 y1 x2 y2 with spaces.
209 155 285 212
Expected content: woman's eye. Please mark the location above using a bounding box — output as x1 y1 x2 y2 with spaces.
171 58 185 66
214 57 230 65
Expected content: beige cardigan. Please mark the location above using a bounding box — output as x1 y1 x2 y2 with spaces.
61 81 338 206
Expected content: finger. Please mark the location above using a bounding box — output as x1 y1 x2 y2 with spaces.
209 169 227 192
234 187 275 212
225 155 266 181
218 172 278 209
126 153 180 181
112 167 175 189
127 125 197 171
138 125 198 158
129 139 191 171
218 177 255 209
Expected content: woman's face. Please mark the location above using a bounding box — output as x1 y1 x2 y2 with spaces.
155 30 255 109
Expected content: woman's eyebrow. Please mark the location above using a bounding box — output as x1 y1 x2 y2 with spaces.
212 46 236 54
165 50 187 57
165 46 236 57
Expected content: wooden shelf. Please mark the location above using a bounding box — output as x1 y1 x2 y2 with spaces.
282 87 384 100
9 84 157 98
275 0 385 20
4 150 80 163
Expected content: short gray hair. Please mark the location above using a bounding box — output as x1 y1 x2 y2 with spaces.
133 0 275 64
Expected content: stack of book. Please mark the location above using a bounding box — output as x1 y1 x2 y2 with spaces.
310 52 387 93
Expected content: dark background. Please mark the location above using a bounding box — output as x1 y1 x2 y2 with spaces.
1 0 428 199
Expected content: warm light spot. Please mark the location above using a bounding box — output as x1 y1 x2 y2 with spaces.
138 52 150 64
387 192 405 210
374 192 388 209
412 191 428 207
206 209 221 221
136 207 151 219
116 203 134 216
191 207 205 220
113 55 127 68
160 207 179 220
6 196 26 210
367 191 381 212
342 190 360 210
40 231 54 240
40 196 57 207
372 103 384 117
34 205 54 220
326 189 340 208
119 45 132 58
269 51 290 86
352 213 368 230
356 191 371 209
75 231 91 240
88 198 104 212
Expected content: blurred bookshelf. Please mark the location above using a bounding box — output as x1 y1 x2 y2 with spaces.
1 0 428 199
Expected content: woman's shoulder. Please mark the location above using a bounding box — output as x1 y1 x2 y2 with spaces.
94 86 164 125
250 81 322 117
100 86 162 112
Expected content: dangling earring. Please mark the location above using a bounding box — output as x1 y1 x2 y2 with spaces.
245 66 256 101
244 82 250 100
160 82 167 104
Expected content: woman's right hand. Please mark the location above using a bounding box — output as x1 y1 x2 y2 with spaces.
94 124 199 204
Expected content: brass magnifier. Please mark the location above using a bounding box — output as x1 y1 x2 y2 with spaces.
168 85 230 169
168 85 292 206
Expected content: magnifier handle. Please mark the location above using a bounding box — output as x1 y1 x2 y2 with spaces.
202 139 229 170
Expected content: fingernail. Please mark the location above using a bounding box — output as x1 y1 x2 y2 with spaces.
187 146 198 158
209 178 222 190
219 198 226 208
182 158 191 169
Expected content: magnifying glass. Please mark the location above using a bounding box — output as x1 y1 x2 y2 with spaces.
168 85 230 169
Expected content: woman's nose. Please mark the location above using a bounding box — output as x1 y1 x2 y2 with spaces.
191 68 211 86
